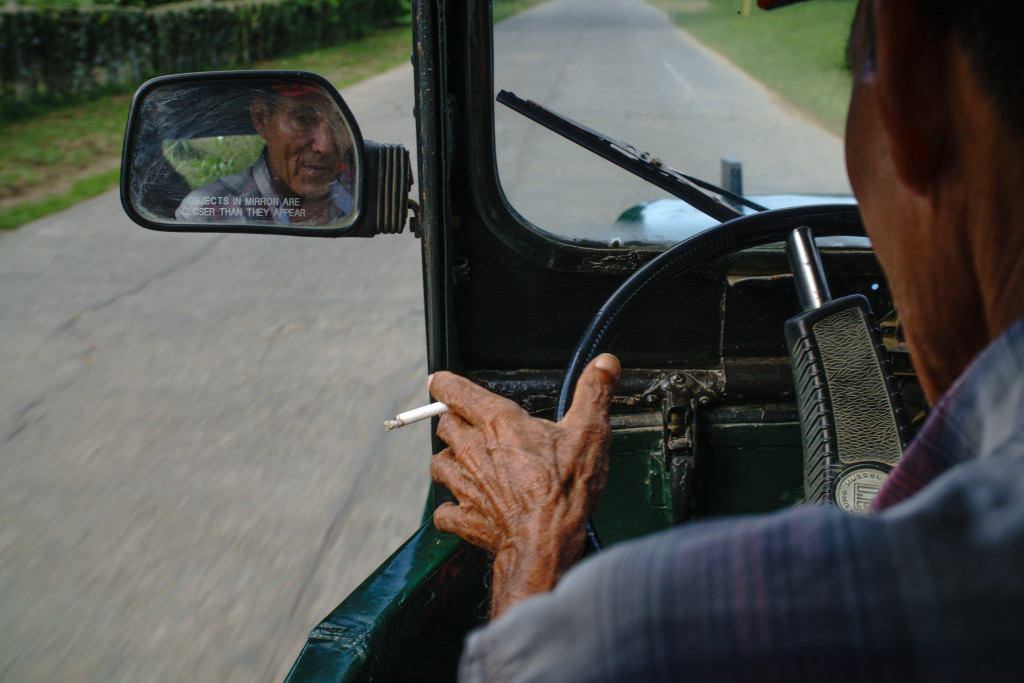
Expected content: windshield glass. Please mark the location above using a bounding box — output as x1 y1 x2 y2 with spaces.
493 0 855 246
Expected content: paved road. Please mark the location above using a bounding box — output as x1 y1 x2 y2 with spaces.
1 67 428 683
0 2 850 681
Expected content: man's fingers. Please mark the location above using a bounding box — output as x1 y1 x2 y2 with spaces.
564 353 620 426
435 410 474 450
432 501 465 535
427 371 522 426
433 501 492 551
430 448 473 498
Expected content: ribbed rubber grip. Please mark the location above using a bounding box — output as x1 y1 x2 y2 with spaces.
785 295 907 512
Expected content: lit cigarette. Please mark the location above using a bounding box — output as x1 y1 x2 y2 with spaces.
383 402 449 431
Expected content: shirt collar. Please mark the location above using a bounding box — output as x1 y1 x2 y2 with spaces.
873 315 1024 511
252 150 280 208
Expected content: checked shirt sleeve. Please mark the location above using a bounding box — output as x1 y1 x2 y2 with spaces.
459 478 1024 682
459 508 915 682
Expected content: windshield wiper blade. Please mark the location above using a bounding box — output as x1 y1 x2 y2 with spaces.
497 90 768 222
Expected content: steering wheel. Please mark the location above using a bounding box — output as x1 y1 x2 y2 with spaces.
555 204 865 551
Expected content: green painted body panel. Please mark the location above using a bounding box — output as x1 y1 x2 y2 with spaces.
286 422 804 682
699 422 805 516
592 428 674 545
592 422 804 547
283 522 488 683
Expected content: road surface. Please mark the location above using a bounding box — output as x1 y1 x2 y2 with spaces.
0 1 849 681
1 65 429 683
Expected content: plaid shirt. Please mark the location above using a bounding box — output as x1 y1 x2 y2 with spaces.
174 151 353 226
459 316 1024 682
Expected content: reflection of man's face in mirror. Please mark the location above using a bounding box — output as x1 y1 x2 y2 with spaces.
251 87 352 202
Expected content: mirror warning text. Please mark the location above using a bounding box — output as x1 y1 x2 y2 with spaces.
178 195 306 219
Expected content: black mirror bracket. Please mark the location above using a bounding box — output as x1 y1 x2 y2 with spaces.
363 141 414 236
407 198 422 238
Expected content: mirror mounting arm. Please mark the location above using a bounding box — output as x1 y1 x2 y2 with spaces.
407 199 421 238
358 141 414 237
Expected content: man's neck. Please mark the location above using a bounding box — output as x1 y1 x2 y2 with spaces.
895 125 1024 405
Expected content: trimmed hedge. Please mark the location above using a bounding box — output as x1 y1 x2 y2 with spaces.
0 0 404 117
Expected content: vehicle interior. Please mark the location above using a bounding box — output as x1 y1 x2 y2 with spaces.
278 1 924 681
116 1 923 680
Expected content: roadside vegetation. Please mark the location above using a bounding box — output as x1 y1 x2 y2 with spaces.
493 0 549 23
649 0 856 137
0 19 413 231
0 0 553 232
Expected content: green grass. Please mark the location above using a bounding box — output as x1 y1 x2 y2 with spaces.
0 22 413 232
249 23 414 89
649 0 857 136
0 2 556 232
0 92 132 201
493 0 551 24
0 168 121 231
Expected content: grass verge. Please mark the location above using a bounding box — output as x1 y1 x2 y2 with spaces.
648 0 857 136
493 0 552 23
0 169 122 231
0 1 553 232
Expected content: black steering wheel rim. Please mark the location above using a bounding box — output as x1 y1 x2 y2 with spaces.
556 203 864 551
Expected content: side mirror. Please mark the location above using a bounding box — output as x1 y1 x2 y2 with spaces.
120 71 413 237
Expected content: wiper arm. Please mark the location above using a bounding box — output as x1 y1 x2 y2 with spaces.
496 90 768 222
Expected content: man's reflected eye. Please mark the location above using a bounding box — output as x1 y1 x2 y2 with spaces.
283 109 324 132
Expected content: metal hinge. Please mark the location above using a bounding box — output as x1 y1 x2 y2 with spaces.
644 372 721 523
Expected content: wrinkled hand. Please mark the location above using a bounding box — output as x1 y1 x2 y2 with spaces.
428 353 620 618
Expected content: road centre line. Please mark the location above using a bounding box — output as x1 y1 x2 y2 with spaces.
664 61 695 93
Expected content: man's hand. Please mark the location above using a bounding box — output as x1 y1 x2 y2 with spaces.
428 354 620 619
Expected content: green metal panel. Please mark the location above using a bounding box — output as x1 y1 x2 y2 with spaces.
283 522 487 683
592 421 804 545
417 420 805 553
591 428 674 546
697 422 805 517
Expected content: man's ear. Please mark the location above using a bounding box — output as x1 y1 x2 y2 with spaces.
873 0 955 195
251 98 270 139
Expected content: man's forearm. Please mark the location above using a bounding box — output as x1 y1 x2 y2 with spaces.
489 523 586 619
491 548 559 620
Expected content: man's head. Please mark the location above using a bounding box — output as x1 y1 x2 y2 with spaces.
250 85 352 201
843 0 1024 401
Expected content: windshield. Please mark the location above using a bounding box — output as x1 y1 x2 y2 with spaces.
493 0 854 245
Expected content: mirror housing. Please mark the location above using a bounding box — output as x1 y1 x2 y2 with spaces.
120 71 412 238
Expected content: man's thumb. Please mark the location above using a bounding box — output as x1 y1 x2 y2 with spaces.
566 353 620 423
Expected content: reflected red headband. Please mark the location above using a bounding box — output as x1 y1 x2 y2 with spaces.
272 83 322 97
